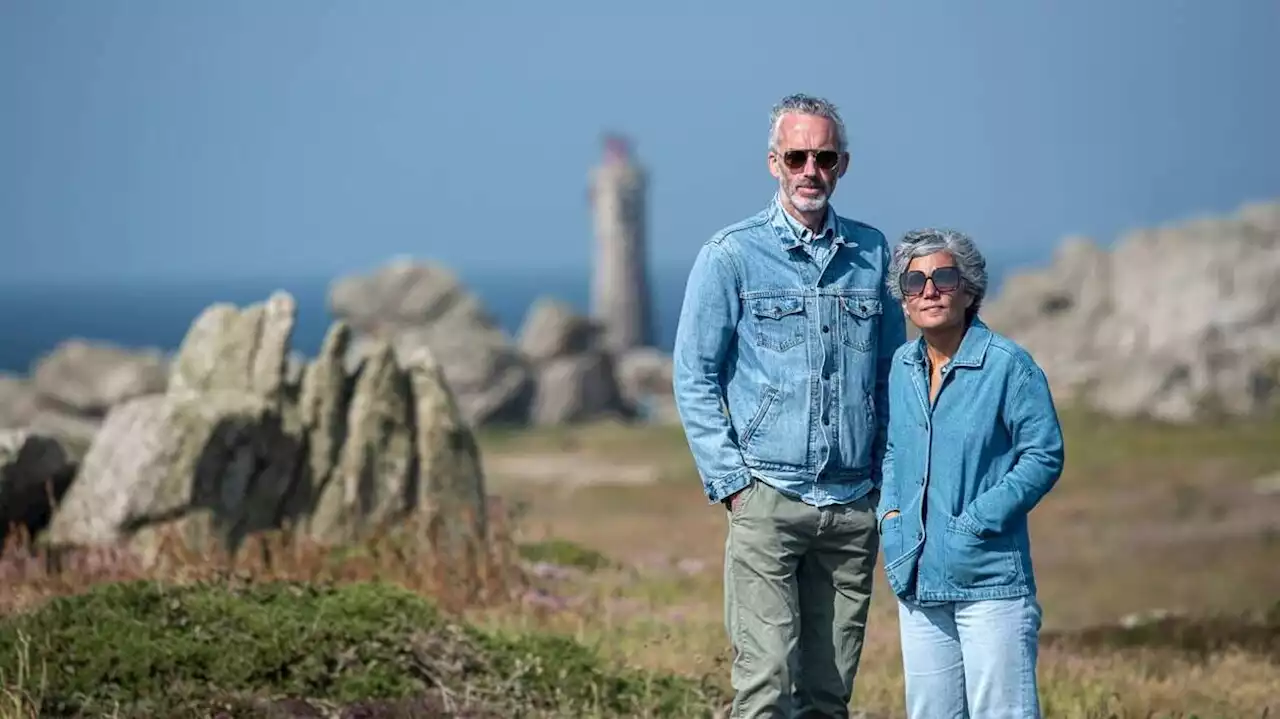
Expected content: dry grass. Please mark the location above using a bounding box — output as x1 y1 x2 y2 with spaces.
1 407 1278 717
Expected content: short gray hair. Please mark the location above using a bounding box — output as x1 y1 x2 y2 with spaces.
768 94 847 153
887 228 989 322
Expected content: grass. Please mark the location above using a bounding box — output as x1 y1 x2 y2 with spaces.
2 405 1278 717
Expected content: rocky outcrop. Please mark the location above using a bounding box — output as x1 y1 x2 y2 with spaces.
516 298 632 425
614 347 679 424
0 339 169 454
329 260 534 427
46 291 489 566
31 339 169 417
0 430 77 548
981 200 1280 423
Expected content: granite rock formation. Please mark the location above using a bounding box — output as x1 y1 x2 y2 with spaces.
329 259 534 427
981 199 1280 423
45 291 489 566
516 297 632 425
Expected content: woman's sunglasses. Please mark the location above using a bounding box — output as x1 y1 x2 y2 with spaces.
781 149 841 171
899 266 962 297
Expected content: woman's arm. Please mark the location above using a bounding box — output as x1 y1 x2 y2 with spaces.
961 362 1065 536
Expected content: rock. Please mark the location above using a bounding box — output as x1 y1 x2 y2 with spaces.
0 373 102 456
168 291 296 407
517 297 633 425
29 339 169 417
0 430 76 547
981 199 1280 422
45 291 490 567
517 298 600 363
615 347 679 424
329 260 534 427
530 352 630 426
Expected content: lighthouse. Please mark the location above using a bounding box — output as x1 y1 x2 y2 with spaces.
588 133 653 352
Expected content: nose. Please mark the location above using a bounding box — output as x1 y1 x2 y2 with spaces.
921 277 941 299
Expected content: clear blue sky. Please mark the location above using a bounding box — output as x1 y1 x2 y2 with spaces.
2 0 1277 285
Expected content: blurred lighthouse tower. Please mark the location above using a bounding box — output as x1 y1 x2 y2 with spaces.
588 133 653 352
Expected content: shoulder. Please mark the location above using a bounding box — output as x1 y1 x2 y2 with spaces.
707 205 773 250
982 325 1048 384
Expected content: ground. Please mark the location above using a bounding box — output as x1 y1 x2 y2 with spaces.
474 410 1280 717
2 408 1279 717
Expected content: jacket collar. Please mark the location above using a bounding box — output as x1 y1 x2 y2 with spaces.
902 316 993 368
768 193 847 250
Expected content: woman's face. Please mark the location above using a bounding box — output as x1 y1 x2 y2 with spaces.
900 250 973 332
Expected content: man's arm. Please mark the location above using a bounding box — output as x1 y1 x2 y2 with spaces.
871 242 907 491
962 363 1065 535
672 240 752 505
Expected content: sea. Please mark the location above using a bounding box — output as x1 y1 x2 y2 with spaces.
0 260 1018 375
0 266 693 374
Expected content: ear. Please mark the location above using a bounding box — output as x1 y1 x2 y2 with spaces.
767 151 782 180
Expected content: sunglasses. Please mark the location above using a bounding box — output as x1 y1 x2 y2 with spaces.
899 266 962 297
780 149 841 171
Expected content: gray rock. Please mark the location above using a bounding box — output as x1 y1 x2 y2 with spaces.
530 352 630 426
45 291 490 567
982 199 1280 423
329 260 534 427
30 339 169 416
517 297 601 363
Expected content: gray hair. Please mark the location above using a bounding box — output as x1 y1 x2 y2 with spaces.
887 228 989 322
768 94 848 153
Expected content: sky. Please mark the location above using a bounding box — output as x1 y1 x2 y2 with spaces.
2 0 1278 286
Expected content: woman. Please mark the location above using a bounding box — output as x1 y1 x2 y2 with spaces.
876 228 1065 719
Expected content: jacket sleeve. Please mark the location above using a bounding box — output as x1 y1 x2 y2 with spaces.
964 362 1065 535
872 243 907 490
672 240 752 504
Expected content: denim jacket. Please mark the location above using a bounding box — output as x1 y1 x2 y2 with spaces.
877 317 1065 602
672 196 906 505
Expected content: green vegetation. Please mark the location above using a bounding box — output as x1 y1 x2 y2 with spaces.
519 539 615 572
0 579 723 718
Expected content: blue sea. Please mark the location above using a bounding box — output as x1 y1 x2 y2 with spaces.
1 260 1019 375
0 266 693 374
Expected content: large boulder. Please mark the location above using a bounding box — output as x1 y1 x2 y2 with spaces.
982 199 1280 422
329 260 534 427
46 291 489 567
516 297 632 425
30 339 169 417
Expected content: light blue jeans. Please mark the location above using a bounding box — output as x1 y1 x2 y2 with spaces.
897 595 1043 718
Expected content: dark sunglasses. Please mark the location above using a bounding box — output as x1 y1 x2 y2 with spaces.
899 266 962 297
781 149 841 171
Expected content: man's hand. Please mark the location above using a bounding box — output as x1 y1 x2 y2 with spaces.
723 487 747 513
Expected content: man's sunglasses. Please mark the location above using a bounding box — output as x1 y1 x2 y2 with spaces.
780 149 841 171
899 266 962 297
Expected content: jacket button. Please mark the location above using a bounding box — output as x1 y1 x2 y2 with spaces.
822 325 830 333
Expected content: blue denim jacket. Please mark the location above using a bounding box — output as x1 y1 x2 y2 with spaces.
672 195 906 505
877 317 1065 602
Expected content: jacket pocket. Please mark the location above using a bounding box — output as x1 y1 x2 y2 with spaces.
943 515 1019 589
880 512 905 567
749 297 806 353
838 296 881 352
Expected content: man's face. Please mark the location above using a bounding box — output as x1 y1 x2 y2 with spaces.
768 113 848 217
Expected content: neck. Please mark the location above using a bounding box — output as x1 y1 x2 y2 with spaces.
922 321 967 368
781 197 827 233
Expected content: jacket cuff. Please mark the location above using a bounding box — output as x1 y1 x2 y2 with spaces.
705 470 753 505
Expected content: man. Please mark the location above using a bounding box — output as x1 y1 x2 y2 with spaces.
672 93 906 718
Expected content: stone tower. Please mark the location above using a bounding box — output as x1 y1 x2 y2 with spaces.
588 133 653 352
